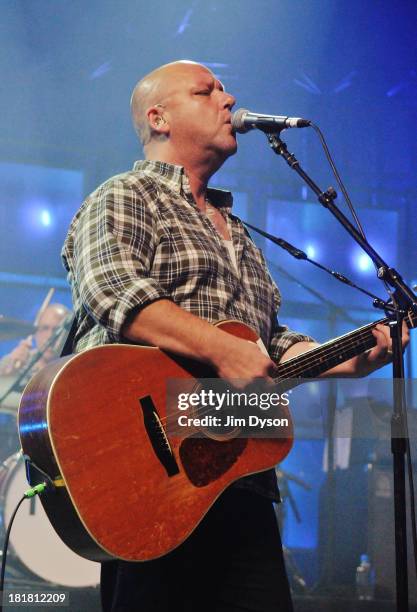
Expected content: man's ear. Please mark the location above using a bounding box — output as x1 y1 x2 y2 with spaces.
147 106 169 135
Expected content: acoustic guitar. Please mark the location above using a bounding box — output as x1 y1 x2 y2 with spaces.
18 315 414 562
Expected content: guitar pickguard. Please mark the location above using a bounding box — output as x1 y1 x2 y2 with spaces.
179 436 247 487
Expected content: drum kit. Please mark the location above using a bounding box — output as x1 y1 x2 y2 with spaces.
0 314 100 591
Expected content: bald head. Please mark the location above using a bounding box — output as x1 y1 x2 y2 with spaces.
43 303 70 318
35 302 70 356
36 303 69 333
130 60 211 146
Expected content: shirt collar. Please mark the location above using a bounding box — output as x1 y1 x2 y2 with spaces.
132 159 233 213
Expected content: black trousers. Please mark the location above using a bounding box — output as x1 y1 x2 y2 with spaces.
101 487 293 612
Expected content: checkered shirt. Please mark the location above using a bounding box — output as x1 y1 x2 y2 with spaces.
61 160 314 500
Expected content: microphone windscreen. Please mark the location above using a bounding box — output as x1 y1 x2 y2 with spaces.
231 108 250 133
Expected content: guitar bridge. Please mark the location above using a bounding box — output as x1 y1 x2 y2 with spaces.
139 396 180 477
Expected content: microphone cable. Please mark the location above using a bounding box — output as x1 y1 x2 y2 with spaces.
309 122 397 304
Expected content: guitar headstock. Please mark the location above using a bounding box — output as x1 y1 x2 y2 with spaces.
382 289 417 330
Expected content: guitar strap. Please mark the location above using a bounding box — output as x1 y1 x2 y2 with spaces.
59 314 78 357
241 221 254 243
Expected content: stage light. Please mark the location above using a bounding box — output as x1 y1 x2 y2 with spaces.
301 186 308 201
357 253 373 272
40 209 52 227
305 244 316 259
21 199 55 232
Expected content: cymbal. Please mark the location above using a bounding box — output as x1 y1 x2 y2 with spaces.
0 316 35 341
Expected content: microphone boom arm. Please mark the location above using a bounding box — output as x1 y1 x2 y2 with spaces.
266 132 417 314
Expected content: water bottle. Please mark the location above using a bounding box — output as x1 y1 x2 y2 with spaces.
355 554 375 600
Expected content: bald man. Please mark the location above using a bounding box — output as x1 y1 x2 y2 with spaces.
0 303 70 376
62 60 405 612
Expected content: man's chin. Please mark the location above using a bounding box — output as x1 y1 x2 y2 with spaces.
224 137 238 157
208 138 238 168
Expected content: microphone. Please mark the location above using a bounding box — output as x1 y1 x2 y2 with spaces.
231 108 311 134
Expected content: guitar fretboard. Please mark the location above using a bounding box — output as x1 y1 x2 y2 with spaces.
275 316 389 381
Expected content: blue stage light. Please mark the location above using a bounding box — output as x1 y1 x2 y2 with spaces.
357 253 373 272
306 244 316 259
23 200 54 230
40 209 52 227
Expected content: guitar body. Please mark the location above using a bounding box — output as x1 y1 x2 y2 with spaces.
18 320 293 562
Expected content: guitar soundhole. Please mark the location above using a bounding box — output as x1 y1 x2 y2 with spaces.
179 436 247 487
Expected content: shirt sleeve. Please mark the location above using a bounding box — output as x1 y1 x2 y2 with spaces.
69 178 170 341
268 284 316 363
269 319 316 364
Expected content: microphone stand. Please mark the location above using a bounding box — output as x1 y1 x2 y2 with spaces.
244 221 390 593
266 133 417 314
263 258 363 327
244 221 390 314
266 131 416 611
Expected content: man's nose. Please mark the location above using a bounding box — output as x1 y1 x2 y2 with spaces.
223 92 236 110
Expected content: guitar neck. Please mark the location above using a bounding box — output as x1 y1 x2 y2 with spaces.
276 316 391 380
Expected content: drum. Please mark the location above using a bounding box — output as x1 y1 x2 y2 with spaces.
0 377 20 462
0 453 100 587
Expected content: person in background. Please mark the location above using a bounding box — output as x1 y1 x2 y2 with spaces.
0 303 70 376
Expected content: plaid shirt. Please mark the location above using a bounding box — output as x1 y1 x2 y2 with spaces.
62 160 314 500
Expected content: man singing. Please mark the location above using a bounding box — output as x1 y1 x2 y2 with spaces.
62 60 407 612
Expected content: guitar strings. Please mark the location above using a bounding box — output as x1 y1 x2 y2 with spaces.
159 313 413 427
275 329 376 379
160 331 376 427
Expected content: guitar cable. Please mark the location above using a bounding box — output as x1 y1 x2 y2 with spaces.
0 483 46 612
